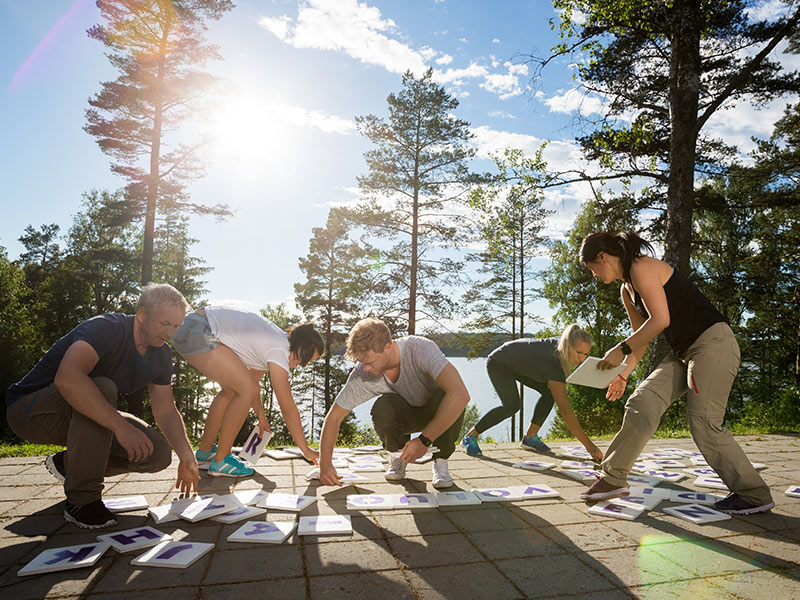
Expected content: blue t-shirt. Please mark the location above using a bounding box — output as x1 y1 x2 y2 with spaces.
6 313 173 405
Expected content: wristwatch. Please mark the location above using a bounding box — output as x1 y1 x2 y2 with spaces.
419 435 433 447
620 340 632 355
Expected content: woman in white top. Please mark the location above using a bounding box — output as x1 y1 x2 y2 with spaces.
172 306 323 477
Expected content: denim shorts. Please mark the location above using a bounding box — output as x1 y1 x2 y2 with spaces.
172 311 221 357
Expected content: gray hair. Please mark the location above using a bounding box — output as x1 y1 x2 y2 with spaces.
135 283 190 314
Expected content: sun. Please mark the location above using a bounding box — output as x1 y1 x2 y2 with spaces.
209 96 292 172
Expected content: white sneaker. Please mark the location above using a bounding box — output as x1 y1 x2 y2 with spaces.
385 452 406 481
431 458 453 489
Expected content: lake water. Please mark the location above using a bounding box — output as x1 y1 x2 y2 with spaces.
351 356 555 443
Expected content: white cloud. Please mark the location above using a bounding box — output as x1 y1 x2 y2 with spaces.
259 0 429 75
480 62 529 100
433 62 489 85
745 0 792 21
492 38 500 44
487 110 516 119
435 53 453 65
544 88 605 116
273 103 357 135
704 98 789 156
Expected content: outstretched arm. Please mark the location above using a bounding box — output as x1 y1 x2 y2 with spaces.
318 402 350 486
548 380 602 462
150 383 199 495
268 363 318 464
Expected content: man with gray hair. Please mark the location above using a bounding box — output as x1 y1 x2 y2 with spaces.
318 318 470 489
6 283 200 529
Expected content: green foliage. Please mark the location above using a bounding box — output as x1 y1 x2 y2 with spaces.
460 404 481 440
0 443 65 459
353 68 484 333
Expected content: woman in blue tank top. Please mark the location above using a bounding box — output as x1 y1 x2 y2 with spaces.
576 231 773 515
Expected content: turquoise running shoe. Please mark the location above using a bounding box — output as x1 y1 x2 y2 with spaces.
520 435 551 453
209 453 254 478
195 445 217 470
461 435 482 456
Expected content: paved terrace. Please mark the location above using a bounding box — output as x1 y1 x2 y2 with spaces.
1 435 798 600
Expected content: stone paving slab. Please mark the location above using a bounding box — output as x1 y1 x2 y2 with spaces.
0 435 798 599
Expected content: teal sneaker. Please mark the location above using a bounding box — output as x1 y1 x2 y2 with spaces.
195 445 217 470
461 435 482 456
520 435 551 453
208 453 253 478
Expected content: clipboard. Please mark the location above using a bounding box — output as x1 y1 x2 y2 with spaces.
566 357 626 389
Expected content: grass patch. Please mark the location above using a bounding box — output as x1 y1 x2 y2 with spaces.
0 443 65 459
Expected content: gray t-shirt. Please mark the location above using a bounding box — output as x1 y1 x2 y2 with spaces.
335 336 450 411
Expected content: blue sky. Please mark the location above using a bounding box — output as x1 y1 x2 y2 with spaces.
1 0 794 329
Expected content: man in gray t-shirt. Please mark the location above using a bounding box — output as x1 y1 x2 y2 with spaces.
318 318 470 489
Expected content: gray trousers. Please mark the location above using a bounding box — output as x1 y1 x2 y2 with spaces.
371 389 465 460
6 377 172 505
601 322 773 506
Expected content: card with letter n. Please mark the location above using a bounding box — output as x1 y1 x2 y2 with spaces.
785 485 800 498
238 426 273 465
257 492 317 512
432 491 483 506
227 520 297 544
97 526 172 553
298 515 352 536
515 460 556 472
588 501 645 520
131 541 214 569
18 542 111 576
662 503 731 524
103 496 149 513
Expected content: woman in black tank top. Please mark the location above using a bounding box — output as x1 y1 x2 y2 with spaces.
571 231 774 514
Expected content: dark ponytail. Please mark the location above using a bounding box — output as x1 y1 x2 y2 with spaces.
580 231 654 282
287 322 325 366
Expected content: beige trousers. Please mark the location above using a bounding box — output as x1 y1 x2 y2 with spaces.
601 322 772 506
6 377 172 505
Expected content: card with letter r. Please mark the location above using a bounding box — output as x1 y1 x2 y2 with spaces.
238 426 273 465
663 503 731 524
227 520 297 544
131 541 214 569
18 542 111 576
97 526 172 553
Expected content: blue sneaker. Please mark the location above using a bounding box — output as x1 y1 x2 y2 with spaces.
461 435 482 456
208 453 254 478
520 435 551 453
195 445 217 470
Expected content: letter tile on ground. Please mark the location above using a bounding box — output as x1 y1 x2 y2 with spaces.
298 515 352 536
785 485 800 498
227 520 297 544
265 449 299 460
640 470 686 483
643 459 687 468
588 501 646 520
609 494 663 510
131 541 214 568
431 490 483 506
694 476 730 490
628 486 673 499
103 496 149 512
514 460 556 471
257 492 316 512
18 542 111 576
473 485 560 502
347 494 399 511
560 460 595 469
149 503 181 524
176 494 240 522
668 490 725 505
211 504 266 523
626 474 663 487
97 526 172 553
561 468 603 482
662 503 732 524
231 488 268 506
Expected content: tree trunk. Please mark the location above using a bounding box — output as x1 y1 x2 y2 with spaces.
409 175 419 335
663 0 701 275
518 220 525 442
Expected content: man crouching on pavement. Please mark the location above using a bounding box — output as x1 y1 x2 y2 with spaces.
6 283 200 529
318 318 470 489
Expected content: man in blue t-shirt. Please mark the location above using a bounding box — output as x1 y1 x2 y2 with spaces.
6 284 200 529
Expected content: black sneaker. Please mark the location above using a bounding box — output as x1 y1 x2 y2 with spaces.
713 493 775 515
45 452 66 483
64 499 117 529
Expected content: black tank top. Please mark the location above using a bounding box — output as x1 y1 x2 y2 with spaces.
629 268 725 355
